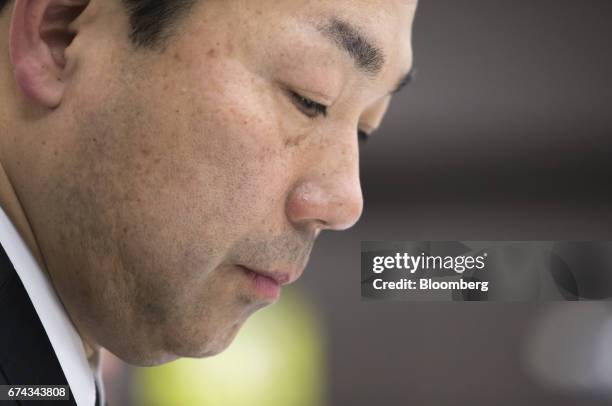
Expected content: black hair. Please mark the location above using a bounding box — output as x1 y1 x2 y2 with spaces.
0 0 196 48
121 0 196 48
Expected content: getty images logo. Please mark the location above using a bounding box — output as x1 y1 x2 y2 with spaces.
371 252 489 275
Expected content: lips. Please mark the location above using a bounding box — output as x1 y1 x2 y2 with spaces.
238 265 297 301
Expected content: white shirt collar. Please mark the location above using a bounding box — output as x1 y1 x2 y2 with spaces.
0 206 98 406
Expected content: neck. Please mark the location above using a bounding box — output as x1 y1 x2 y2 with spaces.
0 161 46 267
0 160 101 368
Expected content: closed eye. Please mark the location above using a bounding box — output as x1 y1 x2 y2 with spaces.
287 90 370 144
288 91 328 119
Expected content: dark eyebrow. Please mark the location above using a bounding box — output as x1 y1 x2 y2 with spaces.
317 17 385 77
392 67 416 94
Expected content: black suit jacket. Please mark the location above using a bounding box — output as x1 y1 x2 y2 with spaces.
0 242 96 406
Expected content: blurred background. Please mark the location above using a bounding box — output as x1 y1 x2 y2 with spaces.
102 0 612 404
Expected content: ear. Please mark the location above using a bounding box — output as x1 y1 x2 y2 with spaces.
9 0 88 108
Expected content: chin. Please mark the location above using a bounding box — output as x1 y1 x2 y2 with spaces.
110 329 240 366
111 346 181 368
113 342 223 367
163 321 245 361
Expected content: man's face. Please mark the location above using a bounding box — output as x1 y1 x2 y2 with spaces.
15 0 415 365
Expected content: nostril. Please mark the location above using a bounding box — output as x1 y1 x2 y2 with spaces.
285 182 326 227
285 178 363 232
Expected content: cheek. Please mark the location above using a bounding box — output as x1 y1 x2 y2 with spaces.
161 58 294 225
60 46 298 283
84 55 296 275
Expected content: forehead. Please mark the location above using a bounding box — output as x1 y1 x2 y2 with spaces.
197 0 416 79
310 0 416 65
288 0 415 72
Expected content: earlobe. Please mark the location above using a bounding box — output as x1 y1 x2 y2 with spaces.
9 0 87 108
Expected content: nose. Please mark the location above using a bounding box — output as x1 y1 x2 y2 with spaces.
285 143 364 232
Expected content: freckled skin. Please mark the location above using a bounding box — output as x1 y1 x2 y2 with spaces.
0 0 416 365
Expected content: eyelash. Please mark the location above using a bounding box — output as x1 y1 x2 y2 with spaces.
289 91 328 118
288 90 370 144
